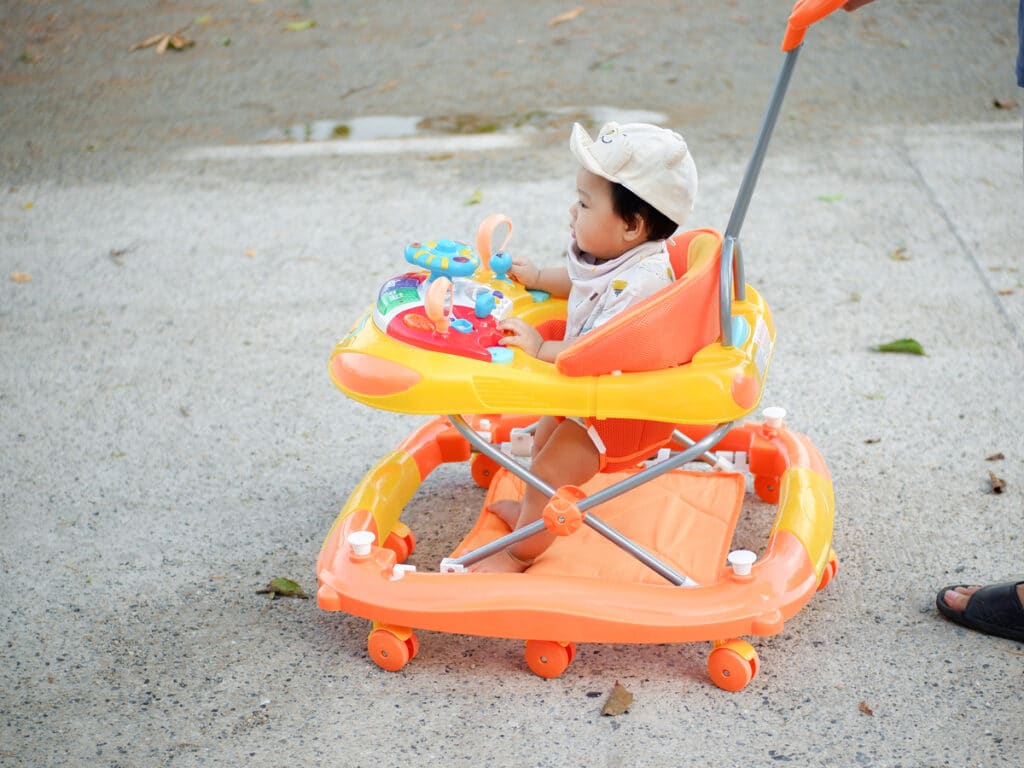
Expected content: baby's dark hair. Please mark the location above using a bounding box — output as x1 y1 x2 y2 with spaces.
611 183 678 241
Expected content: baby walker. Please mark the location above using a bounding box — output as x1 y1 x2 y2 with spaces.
317 0 842 691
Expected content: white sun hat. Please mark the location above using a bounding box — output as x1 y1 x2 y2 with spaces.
569 121 698 226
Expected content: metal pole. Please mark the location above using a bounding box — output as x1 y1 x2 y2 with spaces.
719 45 801 348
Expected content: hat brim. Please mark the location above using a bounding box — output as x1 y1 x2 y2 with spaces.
569 123 619 184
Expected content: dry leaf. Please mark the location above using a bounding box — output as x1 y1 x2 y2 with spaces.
548 6 584 27
601 681 633 716
864 437 881 444
989 470 1006 494
284 19 316 31
888 246 911 261
377 79 400 92
998 289 1015 296
993 98 1020 110
130 27 193 54
985 452 1005 461
245 248 256 258
10 272 32 283
166 34 194 51
859 700 874 716
129 32 168 52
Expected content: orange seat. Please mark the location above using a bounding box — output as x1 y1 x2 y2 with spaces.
555 228 723 377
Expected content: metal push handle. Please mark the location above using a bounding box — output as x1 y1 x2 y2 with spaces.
719 0 847 346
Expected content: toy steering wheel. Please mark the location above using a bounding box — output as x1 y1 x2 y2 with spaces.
405 239 480 282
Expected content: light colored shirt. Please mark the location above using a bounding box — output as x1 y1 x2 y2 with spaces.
563 238 675 340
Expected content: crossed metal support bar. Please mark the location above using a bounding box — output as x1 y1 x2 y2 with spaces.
444 416 736 586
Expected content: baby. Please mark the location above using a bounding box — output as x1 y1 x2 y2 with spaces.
470 121 698 573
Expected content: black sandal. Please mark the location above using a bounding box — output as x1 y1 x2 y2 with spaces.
936 581 1024 643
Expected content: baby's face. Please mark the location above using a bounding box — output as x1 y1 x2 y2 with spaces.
569 169 634 261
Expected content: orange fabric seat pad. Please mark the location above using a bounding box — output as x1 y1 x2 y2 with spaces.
454 466 745 586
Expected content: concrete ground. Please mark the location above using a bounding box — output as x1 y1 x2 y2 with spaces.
2 1 1022 766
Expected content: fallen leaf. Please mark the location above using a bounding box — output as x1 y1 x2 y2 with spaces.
465 189 484 205
256 577 309 599
864 437 881 444
130 28 194 54
377 79 400 92
21 202 33 210
129 32 166 52
10 272 32 283
548 6 585 27
998 289 1014 296
985 452 1005 461
989 470 1006 494
245 248 256 258
601 681 633 716
859 700 874 716
817 193 843 203
888 246 911 261
993 98 1020 110
284 19 316 31
874 338 925 356
166 34 195 51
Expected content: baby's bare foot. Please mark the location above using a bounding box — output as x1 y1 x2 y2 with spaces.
488 499 521 529
467 548 533 574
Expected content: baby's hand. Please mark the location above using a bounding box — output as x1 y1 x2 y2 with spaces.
507 255 540 287
498 317 544 358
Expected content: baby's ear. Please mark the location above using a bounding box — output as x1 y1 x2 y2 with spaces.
622 214 648 242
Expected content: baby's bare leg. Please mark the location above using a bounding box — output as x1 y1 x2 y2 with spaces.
471 419 600 573
486 416 559 529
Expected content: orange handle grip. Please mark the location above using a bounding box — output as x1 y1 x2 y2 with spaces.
781 0 847 51
424 277 452 334
475 213 513 273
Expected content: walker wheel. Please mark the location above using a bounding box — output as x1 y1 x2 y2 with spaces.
524 639 576 679
383 522 416 563
367 628 418 672
753 475 781 504
708 639 759 692
471 454 500 488
816 548 839 591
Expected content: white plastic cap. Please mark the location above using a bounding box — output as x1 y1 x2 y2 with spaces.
727 549 757 576
762 406 787 429
348 531 376 556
